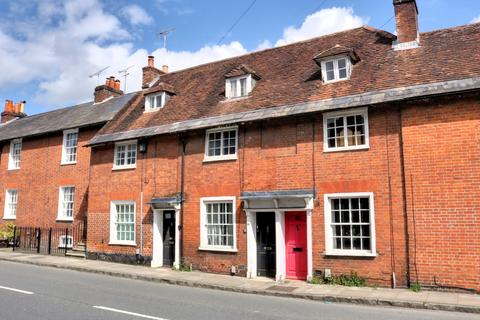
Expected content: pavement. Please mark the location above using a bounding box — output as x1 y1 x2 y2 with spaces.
2 260 479 320
0 249 479 315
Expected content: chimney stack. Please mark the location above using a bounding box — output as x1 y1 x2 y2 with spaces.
142 55 166 89
94 76 124 103
2 100 27 124
393 0 419 50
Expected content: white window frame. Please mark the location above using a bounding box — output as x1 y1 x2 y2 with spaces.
323 107 369 152
61 128 79 165
145 91 170 112
199 196 237 252
109 200 136 246
225 75 253 99
320 55 352 84
324 192 376 257
3 189 18 220
8 139 22 170
57 186 75 221
58 235 73 249
113 140 137 170
204 126 238 162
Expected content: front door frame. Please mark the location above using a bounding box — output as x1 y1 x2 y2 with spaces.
245 198 313 281
152 208 180 269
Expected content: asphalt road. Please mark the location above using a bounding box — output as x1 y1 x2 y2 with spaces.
0 261 477 320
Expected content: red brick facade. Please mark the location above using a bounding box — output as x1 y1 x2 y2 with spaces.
86 96 480 292
0 127 97 228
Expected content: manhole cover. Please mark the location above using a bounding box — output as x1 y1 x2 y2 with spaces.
266 285 298 292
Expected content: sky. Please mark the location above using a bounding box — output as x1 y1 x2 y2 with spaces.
1 0 479 115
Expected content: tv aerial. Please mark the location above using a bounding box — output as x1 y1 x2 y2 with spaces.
118 65 135 92
157 28 176 49
89 66 110 85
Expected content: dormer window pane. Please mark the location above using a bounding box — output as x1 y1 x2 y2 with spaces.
240 78 247 96
155 95 162 108
321 56 352 83
230 80 237 98
226 75 253 99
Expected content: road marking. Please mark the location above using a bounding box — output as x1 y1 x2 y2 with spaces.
93 306 169 320
0 285 34 295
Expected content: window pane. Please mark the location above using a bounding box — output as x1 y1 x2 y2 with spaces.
329 196 372 252
240 78 247 96
326 61 334 71
338 58 346 69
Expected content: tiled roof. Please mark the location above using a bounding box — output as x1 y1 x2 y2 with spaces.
92 24 480 143
0 92 138 142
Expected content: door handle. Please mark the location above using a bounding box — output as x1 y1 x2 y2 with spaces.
264 246 273 251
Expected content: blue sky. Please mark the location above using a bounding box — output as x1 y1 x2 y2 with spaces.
1 0 479 115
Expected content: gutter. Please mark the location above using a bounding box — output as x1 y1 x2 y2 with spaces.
86 77 480 146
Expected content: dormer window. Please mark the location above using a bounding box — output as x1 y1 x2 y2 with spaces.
145 91 171 112
320 55 352 83
313 45 360 84
226 75 252 99
224 64 260 99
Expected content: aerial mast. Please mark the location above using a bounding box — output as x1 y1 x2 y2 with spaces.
118 65 135 92
88 66 110 85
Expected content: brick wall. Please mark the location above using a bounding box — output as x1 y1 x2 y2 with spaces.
87 107 408 287
402 94 480 292
0 127 97 229
85 95 479 292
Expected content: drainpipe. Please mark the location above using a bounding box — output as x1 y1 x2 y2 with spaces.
140 191 143 256
398 106 411 288
180 137 186 266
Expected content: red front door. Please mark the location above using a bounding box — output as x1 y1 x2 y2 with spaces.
285 212 307 280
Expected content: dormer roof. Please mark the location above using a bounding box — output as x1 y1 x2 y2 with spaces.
144 82 176 95
225 64 261 80
313 45 360 66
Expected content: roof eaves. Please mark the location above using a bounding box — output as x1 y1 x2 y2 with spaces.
87 77 480 146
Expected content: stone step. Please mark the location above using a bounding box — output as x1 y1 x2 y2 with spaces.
65 251 86 259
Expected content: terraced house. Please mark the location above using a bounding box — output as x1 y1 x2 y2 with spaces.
2 0 479 293
0 78 135 251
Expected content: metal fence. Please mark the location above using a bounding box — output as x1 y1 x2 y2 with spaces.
12 221 86 256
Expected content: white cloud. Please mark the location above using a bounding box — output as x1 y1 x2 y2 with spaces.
121 4 153 25
275 7 368 46
471 15 480 24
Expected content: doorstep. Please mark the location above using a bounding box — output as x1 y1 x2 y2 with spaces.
0 249 478 314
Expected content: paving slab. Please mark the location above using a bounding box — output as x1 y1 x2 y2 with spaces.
0 250 478 314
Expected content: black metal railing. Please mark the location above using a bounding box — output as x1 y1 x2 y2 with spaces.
12 221 86 257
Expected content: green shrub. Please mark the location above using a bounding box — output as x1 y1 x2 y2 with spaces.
325 272 366 287
308 276 324 285
0 223 15 241
410 283 421 292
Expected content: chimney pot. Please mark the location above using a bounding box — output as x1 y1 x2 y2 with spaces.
393 0 419 47
114 80 121 91
4 99 13 112
162 65 169 73
148 55 155 67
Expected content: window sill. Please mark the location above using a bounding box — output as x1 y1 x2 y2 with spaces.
7 168 20 171
324 250 377 257
112 165 137 171
323 145 369 153
108 241 136 247
2 217 16 220
56 218 74 222
203 155 238 163
60 161 77 166
198 246 238 253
